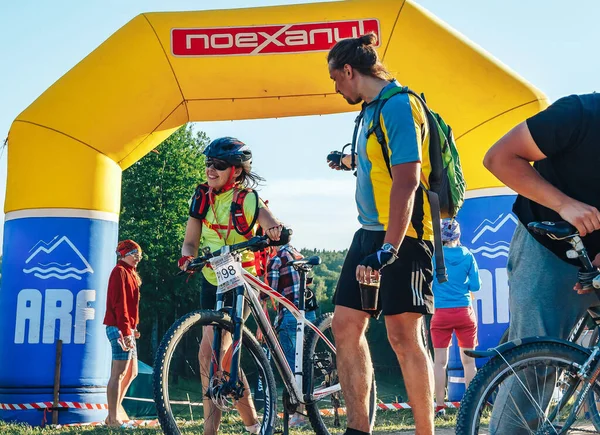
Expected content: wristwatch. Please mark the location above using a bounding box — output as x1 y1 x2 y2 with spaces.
381 243 398 256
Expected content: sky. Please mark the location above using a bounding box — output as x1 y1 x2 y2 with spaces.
1 0 599 251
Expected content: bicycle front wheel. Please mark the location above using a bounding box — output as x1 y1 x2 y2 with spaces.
303 312 377 435
456 341 600 434
153 310 277 435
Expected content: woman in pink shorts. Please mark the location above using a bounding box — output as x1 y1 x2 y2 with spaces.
430 219 481 417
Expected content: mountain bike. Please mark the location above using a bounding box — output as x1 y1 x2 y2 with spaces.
152 229 377 434
456 221 600 434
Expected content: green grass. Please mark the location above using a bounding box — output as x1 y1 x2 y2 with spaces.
0 409 458 435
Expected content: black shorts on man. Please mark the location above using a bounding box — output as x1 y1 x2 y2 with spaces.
334 229 434 318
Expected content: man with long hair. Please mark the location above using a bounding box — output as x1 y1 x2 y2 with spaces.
326 33 435 435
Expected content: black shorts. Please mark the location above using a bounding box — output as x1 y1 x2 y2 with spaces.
333 229 434 317
200 277 233 310
200 276 250 319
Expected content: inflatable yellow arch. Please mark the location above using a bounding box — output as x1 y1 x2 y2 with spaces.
0 0 547 426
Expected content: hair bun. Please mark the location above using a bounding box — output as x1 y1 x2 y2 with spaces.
358 32 378 47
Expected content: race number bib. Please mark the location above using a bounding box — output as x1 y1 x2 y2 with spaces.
210 253 245 294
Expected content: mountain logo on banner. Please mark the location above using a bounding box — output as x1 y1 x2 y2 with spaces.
23 236 94 280
470 213 518 259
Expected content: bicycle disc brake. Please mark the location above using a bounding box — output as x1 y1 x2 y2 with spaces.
208 371 236 411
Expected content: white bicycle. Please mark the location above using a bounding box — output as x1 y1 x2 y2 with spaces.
152 229 377 434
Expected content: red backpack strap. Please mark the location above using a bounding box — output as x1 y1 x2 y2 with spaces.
230 188 259 238
189 183 211 220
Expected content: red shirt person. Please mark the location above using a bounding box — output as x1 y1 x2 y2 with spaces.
103 239 142 427
103 249 141 339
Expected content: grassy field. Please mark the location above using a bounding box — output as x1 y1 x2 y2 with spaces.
0 409 459 434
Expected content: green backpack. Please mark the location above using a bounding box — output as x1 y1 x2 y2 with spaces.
351 85 466 283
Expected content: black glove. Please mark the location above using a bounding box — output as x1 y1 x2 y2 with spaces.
327 151 352 171
359 249 397 271
268 227 293 246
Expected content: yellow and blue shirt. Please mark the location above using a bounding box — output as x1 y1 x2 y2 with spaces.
356 80 434 240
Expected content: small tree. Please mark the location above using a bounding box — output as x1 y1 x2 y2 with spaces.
119 125 208 361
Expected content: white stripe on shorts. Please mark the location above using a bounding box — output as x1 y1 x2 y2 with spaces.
411 262 424 307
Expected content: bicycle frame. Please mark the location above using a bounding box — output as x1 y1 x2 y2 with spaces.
208 258 338 407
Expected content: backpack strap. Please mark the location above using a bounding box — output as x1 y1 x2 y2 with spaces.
189 183 211 220
350 108 367 171
366 85 449 283
425 190 448 283
367 93 397 178
231 188 260 238
231 188 271 276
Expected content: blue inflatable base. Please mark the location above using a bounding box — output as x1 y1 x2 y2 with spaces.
447 368 465 402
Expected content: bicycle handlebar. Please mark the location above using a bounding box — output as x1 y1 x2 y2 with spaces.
178 227 293 275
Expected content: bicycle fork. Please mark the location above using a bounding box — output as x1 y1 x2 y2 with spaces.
207 285 246 402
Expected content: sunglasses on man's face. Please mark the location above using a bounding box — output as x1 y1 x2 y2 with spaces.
206 158 231 171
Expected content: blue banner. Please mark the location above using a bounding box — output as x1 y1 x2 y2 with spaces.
446 194 517 400
0 215 118 424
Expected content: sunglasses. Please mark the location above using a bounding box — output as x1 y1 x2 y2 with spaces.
125 249 142 259
206 158 232 171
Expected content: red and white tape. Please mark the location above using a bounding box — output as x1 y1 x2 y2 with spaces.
0 401 108 411
378 401 461 411
279 401 461 418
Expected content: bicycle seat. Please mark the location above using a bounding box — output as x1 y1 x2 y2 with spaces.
527 221 577 239
289 256 321 269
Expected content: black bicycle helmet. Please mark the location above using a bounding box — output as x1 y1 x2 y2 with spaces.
203 137 252 165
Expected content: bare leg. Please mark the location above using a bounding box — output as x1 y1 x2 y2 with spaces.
433 348 449 408
385 313 434 435
331 305 372 433
200 326 222 435
221 344 259 426
199 326 258 435
459 348 477 388
117 357 138 421
106 360 128 426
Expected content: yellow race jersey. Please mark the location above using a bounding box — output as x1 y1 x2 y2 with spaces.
189 186 264 285
355 80 433 240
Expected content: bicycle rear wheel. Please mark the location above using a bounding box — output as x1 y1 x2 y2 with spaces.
585 328 600 431
153 310 277 435
456 341 600 434
303 312 377 435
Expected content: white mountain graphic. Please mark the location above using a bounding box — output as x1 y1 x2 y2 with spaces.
23 236 93 280
470 214 518 259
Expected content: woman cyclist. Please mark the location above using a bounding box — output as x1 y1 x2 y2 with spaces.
179 137 283 435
